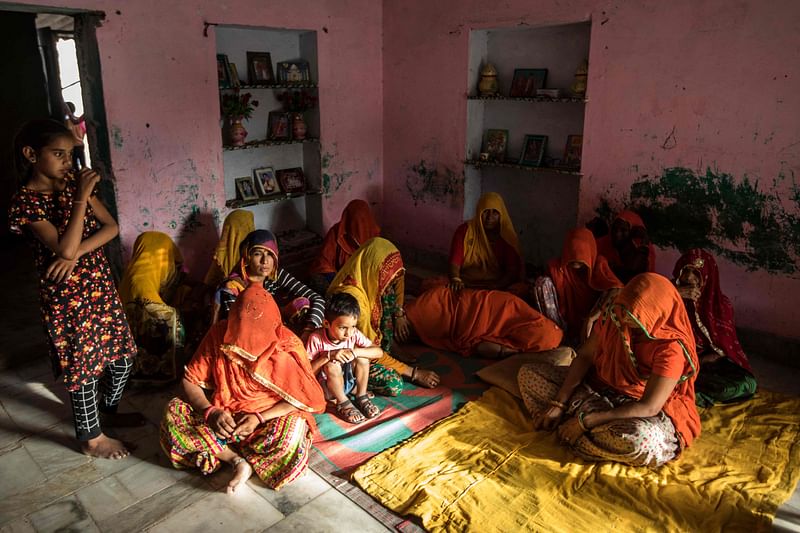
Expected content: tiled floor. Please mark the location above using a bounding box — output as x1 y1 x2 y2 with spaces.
0 357 390 532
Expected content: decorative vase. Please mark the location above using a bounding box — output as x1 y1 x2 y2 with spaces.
292 113 307 140
478 63 499 96
227 116 248 146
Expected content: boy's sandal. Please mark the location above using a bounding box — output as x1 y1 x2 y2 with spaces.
336 400 365 424
354 394 381 419
410 366 440 389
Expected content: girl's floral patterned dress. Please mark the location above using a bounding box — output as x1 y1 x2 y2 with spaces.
9 183 136 391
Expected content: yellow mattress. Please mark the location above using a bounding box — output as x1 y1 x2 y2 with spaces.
353 387 800 532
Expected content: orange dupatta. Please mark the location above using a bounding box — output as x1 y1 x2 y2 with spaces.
547 228 623 335
596 210 656 272
184 284 325 427
406 286 563 356
591 273 700 446
309 199 380 275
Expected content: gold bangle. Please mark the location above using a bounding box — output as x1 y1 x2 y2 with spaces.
451 276 463 282
548 399 567 410
577 411 589 432
394 308 406 318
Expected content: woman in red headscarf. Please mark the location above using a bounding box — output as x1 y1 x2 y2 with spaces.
518 274 700 466
595 210 657 283
673 249 757 406
308 199 380 294
160 284 326 494
533 228 624 345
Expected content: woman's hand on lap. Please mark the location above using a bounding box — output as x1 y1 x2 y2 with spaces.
532 405 563 431
232 413 259 437
210 408 236 438
394 315 410 342
557 416 585 445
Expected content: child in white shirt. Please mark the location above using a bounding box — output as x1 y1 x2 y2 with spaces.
306 293 383 424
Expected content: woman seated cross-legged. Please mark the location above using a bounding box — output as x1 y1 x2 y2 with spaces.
327 237 440 391
673 249 757 406
406 286 564 358
518 273 700 467
160 284 326 494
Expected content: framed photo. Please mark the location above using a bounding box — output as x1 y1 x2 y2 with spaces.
234 176 259 201
519 134 548 167
509 68 548 97
253 167 280 197
217 54 231 89
277 60 311 83
563 134 583 168
267 111 291 141
228 63 241 88
247 51 274 85
276 167 306 193
482 129 509 162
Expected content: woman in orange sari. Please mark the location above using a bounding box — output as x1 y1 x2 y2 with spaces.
595 210 656 283
518 274 700 466
406 286 563 358
533 228 623 345
160 284 325 494
327 237 440 390
308 199 380 293
446 192 525 294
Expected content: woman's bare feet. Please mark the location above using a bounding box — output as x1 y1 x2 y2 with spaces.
81 434 130 459
227 457 253 495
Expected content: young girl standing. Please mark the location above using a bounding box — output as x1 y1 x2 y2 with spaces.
8 119 140 459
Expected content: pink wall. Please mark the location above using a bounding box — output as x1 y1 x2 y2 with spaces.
382 0 800 339
12 0 383 275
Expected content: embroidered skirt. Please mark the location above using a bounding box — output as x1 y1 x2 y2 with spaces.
160 397 311 490
518 362 680 467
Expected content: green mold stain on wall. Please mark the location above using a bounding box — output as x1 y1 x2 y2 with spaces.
405 160 463 206
111 126 123 149
600 167 800 274
321 146 355 197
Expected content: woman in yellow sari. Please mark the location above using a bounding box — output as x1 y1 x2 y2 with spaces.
327 237 440 390
119 231 188 383
203 209 255 289
446 192 526 295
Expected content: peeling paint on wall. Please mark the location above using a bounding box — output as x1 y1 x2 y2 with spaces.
321 145 356 197
111 126 123 149
405 159 463 206
596 167 800 274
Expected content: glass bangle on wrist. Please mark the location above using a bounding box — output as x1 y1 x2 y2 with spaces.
577 411 589 432
548 399 567 410
394 308 406 318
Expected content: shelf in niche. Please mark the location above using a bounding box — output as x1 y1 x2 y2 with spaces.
467 94 587 104
225 190 322 209
223 137 320 152
464 159 581 176
221 82 318 90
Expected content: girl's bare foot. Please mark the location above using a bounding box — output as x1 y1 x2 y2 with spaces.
227 457 253 495
81 434 130 460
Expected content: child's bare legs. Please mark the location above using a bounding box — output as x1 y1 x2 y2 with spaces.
327 362 365 424
216 447 253 494
353 358 380 419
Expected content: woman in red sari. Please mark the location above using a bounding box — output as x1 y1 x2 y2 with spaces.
673 249 757 406
595 210 656 283
519 273 700 466
308 199 380 293
160 284 325 494
533 228 623 345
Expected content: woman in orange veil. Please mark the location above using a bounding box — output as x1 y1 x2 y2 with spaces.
595 210 656 282
308 199 380 293
533 228 623 345
519 274 700 466
160 284 325 494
